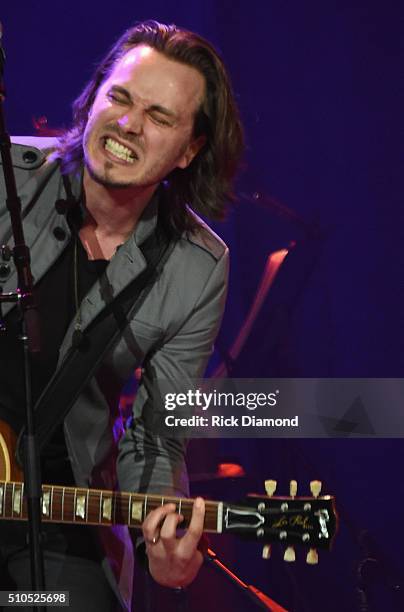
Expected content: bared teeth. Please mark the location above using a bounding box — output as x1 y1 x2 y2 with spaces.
104 138 136 162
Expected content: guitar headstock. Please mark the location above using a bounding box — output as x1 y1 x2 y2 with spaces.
222 479 337 564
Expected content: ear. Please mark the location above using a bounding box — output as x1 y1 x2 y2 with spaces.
177 134 207 169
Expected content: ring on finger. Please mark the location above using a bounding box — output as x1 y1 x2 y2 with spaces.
146 534 160 545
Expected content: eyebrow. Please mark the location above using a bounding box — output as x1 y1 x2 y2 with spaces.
109 85 178 120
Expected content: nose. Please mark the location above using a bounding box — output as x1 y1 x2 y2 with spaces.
117 108 143 135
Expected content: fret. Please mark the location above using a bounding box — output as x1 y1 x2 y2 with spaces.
178 499 182 516
73 488 77 521
12 482 17 517
99 491 103 524
61 487 65 520
144 495 148 518
0 483 4 515
21 483 25 517
50 486 54 520
161 497 164 506
113 492 116 525
127 495 131 525
3 483 7 518
86 489 89 523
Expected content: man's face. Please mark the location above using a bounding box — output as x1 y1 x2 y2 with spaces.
83 45 206 191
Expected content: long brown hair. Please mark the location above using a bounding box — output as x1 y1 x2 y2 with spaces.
56 20 244 232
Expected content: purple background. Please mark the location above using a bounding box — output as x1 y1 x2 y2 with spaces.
1 2 404 610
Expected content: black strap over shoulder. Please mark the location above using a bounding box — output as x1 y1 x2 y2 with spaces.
17 210 175 461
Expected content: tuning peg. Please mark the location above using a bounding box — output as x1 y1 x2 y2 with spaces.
264 479 277 496
310 480 322 498
262 544 271 559
306 548 319 565
284 546 296 562
290 480 297 497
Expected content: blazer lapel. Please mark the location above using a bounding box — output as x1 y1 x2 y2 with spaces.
57 190 159 358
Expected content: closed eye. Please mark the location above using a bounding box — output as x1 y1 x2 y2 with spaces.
149 113 172 126
107 91 129 105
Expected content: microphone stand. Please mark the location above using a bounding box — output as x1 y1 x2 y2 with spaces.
0 22 46 609
205 548 289 612
239 190 322 239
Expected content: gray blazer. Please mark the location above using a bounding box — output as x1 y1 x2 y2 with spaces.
0 137 229 608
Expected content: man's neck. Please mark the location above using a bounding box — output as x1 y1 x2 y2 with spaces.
80 169 157 260
82 169 157 237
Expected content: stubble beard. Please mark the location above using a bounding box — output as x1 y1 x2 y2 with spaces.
84 152 171 196
84 155 140 190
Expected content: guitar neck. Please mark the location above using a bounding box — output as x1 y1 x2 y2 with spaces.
0 481 223 532
0 421 338 551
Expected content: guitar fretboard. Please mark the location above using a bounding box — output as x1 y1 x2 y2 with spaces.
0 481 223 532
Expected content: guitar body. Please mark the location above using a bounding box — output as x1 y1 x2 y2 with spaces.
0 420 23 482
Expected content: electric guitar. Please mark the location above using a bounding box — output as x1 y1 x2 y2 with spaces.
0 420 337 563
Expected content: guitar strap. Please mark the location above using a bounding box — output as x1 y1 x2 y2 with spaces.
16 205 175 463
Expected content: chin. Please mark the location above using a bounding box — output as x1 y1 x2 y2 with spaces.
86 159 137 190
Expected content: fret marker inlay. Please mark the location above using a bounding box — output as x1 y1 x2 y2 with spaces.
102 497 112 521
76 494 86 519
42 491 50 517
13 487 22 515
131 501 142 523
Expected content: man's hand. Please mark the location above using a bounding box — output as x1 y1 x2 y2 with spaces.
142 497 205 588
